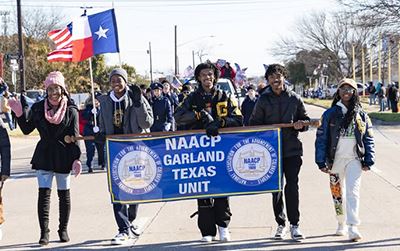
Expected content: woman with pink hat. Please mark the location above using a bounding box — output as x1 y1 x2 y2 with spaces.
8 71 81 246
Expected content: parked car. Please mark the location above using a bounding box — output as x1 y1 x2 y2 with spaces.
326 82 369 98
25 89 44 101
188 78 243 105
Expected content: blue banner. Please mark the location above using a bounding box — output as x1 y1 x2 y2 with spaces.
106 128 282 204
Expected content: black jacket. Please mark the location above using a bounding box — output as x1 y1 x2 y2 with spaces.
16 99 81 173
174 85 243 130
249 85 310 158
240 96 258 126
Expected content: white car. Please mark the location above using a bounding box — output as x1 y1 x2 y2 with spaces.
326 83 368 98
188 78 243 105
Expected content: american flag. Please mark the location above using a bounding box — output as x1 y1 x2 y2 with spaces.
47 23 73 62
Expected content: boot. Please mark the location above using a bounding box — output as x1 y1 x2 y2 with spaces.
38 188 51 246
57 189 71 242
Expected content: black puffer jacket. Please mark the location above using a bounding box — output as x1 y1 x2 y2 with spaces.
249 85 310 158
16 99 81 173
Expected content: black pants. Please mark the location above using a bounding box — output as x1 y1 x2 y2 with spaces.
197 197 231 237
272 155 302 226
113 203 138 234
390 100 398 113
0 127 11 177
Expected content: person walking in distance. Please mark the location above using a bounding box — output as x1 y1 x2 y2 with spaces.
8 71 82 245
315 78 375 242
249 64 310 241
174 62 243 242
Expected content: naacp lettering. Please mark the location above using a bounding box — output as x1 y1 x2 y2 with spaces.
107 128 281 204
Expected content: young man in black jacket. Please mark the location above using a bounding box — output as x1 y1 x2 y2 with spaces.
249 64 310 241
174 62 243 242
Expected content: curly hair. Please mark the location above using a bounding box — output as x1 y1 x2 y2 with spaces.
331 88 361 130
264 64 288 80
194 62 220 84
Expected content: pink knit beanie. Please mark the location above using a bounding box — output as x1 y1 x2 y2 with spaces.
44 71 66 90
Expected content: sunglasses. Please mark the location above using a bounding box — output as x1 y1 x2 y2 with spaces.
339 87 355 94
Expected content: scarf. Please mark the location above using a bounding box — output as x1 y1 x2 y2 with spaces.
44 97 67 125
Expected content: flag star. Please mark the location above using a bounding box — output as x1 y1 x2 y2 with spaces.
95 26 109 40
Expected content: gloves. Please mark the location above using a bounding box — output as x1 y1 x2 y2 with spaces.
128 84 142 107
94 133 106 144
164 122 172 132
206 120 220 137
199 109 214 126
72 160 82 177
8 97 23 117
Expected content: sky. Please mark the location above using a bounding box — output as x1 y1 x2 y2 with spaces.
1 0 339 78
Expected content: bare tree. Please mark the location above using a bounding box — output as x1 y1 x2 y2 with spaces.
271 11 379 83
22 9 65 39
338 0 400 29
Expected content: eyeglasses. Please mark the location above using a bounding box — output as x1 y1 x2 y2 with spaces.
183 91 190 95
339 87 355 94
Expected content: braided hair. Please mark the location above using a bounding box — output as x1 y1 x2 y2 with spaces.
331 88 361 130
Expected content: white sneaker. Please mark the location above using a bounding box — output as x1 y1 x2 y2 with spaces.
130 224 141 236
290 225 305 241
274 225 287 240
335 223 347 236
349 225 362 242
200 235 215 242
111 232 133 245
218 226 231 242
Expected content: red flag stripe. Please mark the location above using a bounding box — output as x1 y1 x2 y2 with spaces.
47 46 73 62
48 28 72 49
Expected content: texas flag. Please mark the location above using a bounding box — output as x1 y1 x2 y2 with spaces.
48 9 119 62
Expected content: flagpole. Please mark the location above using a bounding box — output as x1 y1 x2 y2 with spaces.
88 57 99 133
352 44 356 81
378 33 382 82
388 41 391 85
370 46 373 82
362 46 365 96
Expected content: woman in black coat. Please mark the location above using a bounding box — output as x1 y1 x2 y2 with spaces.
9 71 81 246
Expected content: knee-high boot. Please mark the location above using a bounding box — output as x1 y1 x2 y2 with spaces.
57 189 71 242
38 188 51 246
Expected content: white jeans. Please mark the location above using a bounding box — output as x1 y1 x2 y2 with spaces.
329 159 362 226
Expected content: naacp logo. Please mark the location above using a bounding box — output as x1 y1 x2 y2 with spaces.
112 145 162 195
226 137 278 186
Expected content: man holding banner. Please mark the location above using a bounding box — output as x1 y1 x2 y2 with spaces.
250 64 310 241
96 68 154 245
174 62 243 242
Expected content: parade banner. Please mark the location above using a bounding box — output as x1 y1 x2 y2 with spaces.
106 128 282 204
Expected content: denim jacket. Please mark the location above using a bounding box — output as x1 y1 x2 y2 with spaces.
315 105 375 169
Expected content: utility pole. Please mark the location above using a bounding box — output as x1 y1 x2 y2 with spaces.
192 50 195 69
147 41 153 83
17 0 25 92
174 25 178 76
0 11 10 36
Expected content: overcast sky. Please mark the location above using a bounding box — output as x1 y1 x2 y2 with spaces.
1 0 339 77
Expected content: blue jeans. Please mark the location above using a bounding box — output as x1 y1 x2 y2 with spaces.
369 94 376 105
4 112 14 130
84 140 105 168
113 203 138 234
37 170 71 190
378 97 386 111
